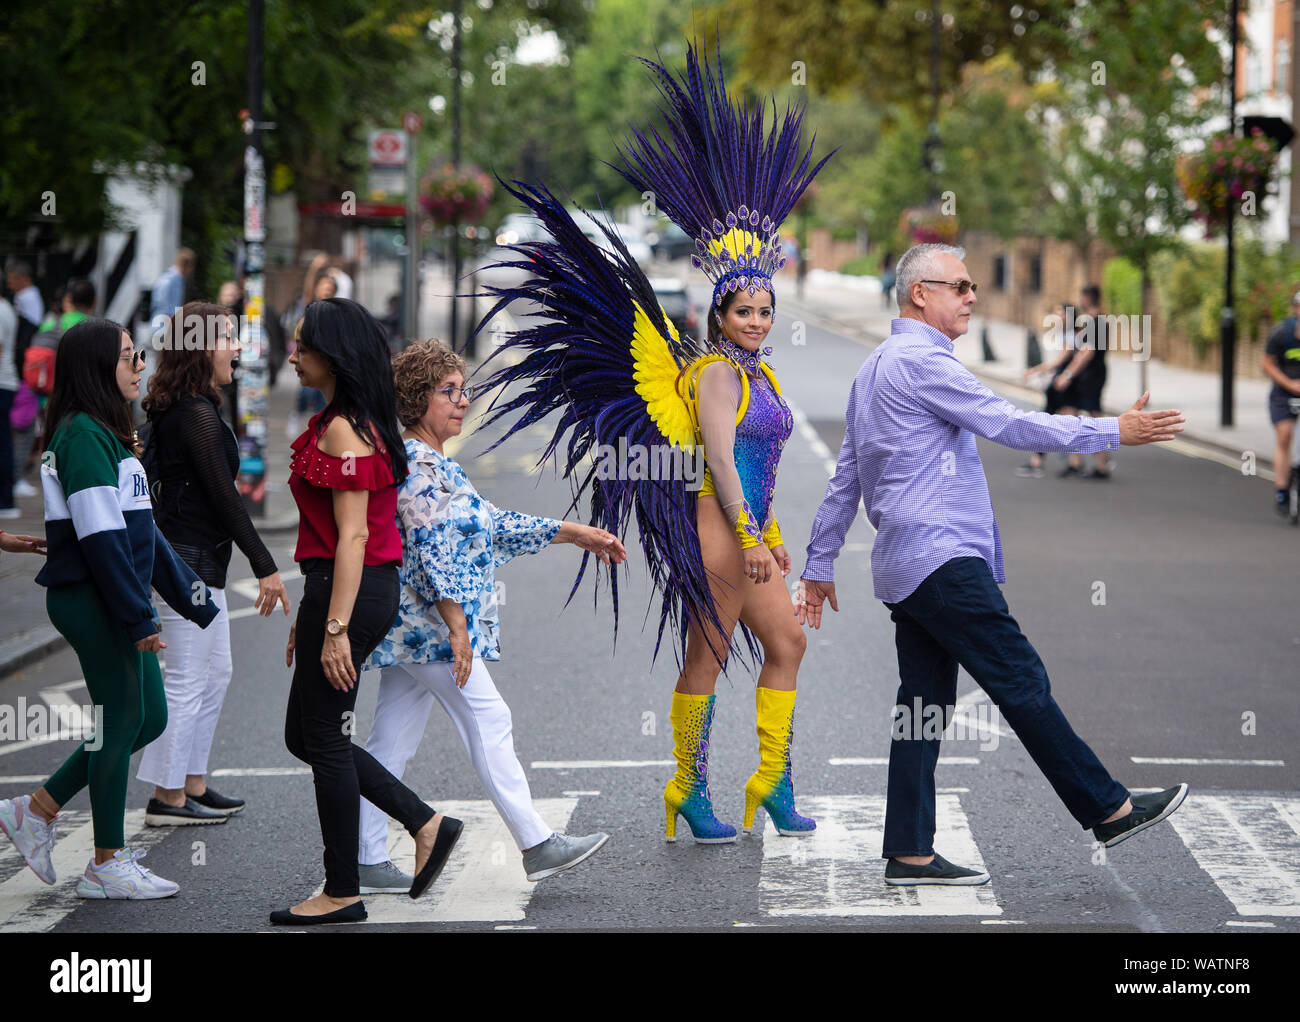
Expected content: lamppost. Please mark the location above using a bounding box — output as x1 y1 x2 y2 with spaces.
1221 0 1239 428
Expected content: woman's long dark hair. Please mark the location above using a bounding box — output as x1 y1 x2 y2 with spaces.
299 297 407 484
142 301 231 414
43 317 137 449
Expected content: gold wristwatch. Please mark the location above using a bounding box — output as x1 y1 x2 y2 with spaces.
326 618 349 636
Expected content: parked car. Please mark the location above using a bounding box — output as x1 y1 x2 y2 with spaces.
566 208 653 267
651 222 695 261
648 276 698 342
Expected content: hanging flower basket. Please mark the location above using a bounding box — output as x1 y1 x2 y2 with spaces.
418 163 494 225
900 205 959 245
1176 128 1278 235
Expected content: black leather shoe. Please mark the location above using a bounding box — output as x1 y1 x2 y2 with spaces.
410 816 463 899
144 797 228 826
1093 783 1188 848
269 901 367 926
190 788 245 815
884 853 990 886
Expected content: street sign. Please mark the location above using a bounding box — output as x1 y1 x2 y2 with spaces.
368 129 407 167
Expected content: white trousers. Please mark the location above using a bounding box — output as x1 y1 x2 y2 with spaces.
358 658 552 864
137 587 231 789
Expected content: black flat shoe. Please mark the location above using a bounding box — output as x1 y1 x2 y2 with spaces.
269 901 367 926
144 797 228 826
190 788 245 814
409 816 463 899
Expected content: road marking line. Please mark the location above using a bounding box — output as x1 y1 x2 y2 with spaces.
786 400 876 535
322 798 577 924
1 680 94 757
981 919 1027 925
210 767 313 777
562 790 601 797
1131 757 1284 766
530 760 672 769
0 809 167 933
758 794 1000 917
1166 795 1300 917
829 757 981 766
1225 920 1276 928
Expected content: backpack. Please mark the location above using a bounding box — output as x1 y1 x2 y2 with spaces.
23 344 56 395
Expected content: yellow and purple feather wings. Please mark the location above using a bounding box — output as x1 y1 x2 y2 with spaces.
469 180 758 670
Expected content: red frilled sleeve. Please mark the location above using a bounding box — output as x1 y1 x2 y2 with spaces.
287 414 403 565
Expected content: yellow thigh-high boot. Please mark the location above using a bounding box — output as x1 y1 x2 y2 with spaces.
663 692 737 844
743 687 816 836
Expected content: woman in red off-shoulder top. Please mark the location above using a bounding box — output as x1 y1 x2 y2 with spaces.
272 298 461 927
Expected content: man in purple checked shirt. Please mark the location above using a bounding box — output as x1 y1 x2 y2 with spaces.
796 243 1190 886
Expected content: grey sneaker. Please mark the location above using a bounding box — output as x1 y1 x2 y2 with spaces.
522 831 610 882
358 860 414 894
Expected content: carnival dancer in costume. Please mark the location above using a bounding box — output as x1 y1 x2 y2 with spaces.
470 40 832 845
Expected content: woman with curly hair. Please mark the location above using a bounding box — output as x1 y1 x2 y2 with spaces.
356 339 620 890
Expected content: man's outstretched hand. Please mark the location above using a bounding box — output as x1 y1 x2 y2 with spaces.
1118 392 1185 446
797 578 838 629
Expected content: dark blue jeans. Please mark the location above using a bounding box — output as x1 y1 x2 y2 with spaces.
881 556 1129 858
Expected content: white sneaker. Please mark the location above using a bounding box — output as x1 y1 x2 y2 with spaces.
12 479 38 498
0 795 58 884
75 848 179 899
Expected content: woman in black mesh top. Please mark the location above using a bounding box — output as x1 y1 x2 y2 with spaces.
137 301 290 824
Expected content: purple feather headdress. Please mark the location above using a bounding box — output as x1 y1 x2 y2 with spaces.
613 38 835 308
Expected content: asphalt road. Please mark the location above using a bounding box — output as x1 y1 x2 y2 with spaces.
0 292 1296 934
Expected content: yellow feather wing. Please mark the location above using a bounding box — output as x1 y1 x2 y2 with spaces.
630 300 698 452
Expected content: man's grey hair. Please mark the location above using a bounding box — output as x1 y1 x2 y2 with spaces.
6 259 33 279
895 243 966 308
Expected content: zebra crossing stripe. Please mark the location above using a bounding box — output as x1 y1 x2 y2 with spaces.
758 794 1001 917
1166 795 1300 917
0 809 167 932
318 798 578 925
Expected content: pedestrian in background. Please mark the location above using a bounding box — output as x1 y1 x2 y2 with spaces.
275 297 459 925
0 318 218 899
1262 290 1300 515
1020 299 1081 479
136 302 290 826
0 295 18 518
150 249 195 329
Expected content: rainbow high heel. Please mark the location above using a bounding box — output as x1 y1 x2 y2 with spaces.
743 687 816 836
664 692 737 844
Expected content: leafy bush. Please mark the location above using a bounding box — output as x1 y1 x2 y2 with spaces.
1102 257 1143 316
839 255 875 276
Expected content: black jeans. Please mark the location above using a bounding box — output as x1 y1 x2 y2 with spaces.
285 558 436 897
881 557 1129 858
0 388 14 508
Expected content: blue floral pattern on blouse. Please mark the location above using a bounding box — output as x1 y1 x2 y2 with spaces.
367 438 561 667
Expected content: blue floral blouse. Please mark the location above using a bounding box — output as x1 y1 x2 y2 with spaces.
366 438 561 667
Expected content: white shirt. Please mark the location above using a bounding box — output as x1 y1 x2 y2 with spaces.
13 285 43 327
0 299 18 391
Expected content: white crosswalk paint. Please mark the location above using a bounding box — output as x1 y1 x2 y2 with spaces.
1166 795 1300 917
319 798 577 925
758 795 1001 917
0 809 169 932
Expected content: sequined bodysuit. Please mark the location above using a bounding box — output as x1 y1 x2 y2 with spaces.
697 359 794 540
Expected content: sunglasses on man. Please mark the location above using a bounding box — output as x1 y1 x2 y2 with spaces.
922 279 978 296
